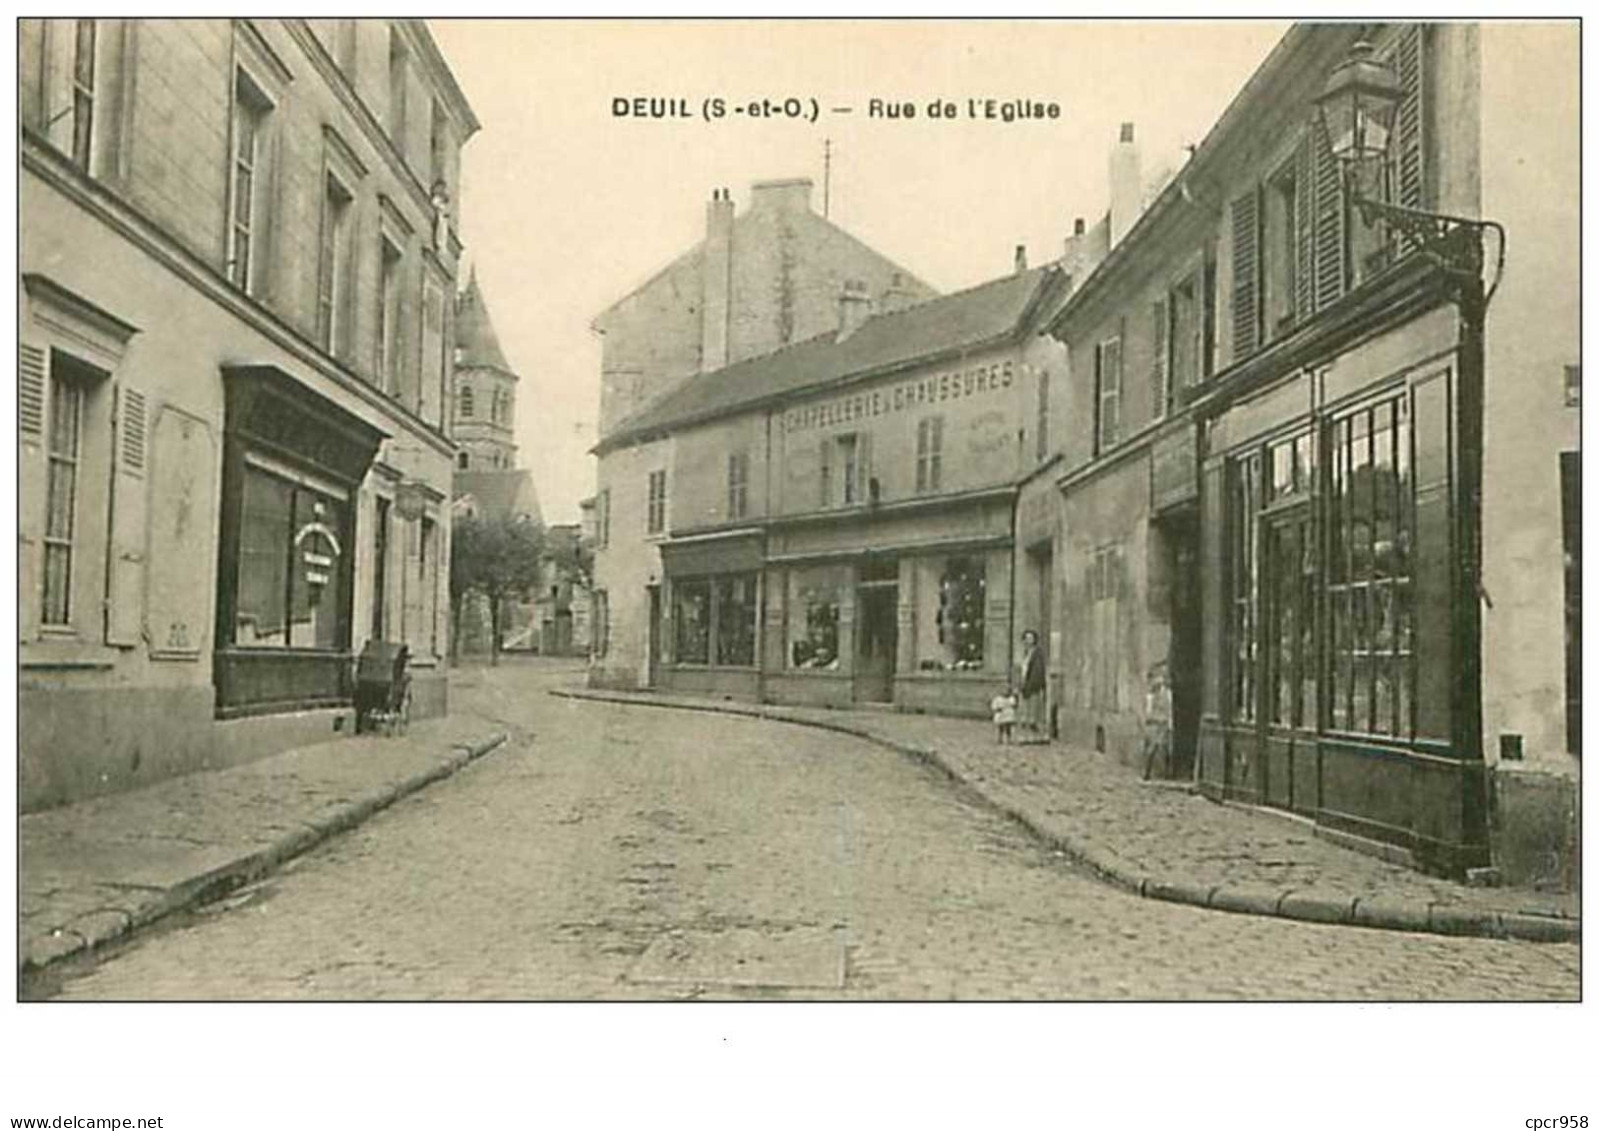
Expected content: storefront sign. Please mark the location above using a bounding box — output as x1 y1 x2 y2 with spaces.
783 359 1015 433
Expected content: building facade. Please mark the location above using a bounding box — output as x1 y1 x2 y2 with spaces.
589 177 938 689
593 265 1070 716
1041 22 1577 883
19 19 478 810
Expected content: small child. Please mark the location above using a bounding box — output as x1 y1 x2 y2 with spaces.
990 687 1019 744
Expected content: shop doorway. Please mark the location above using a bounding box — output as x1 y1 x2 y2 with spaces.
855 585 898 703
1260 505 1317 811
646 585 662 688
1159 513 1201 779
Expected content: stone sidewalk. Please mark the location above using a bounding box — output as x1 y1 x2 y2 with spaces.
19 713 507 975
555 687 1579 944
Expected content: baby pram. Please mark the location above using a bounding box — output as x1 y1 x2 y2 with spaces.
354 641 412 735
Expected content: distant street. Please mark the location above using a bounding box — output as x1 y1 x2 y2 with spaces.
44 661 1579 1001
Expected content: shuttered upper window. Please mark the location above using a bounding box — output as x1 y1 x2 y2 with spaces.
1094 337 1122 455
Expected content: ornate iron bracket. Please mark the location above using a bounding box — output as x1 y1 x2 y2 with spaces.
1346 181 1504 309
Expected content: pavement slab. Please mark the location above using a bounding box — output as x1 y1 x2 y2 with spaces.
19 711 507 975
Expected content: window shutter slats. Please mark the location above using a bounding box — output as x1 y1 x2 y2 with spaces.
120 386 146 474
1294 132 1316 318
1229 189 1260 359
1312 121 1346 311
1395 25 1426 211
105 382 149 646
18 342 48 642
20 343 47 438
1151 298 1169 420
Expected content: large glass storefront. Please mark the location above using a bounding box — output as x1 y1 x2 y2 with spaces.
234 460 350 650
1225 391 1419 739
215 365 382 717
672 572 757 667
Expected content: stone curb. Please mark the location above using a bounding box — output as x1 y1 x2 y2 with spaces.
553 688 1580 946
20 731 509 977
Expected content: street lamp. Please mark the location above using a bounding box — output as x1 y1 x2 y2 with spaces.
1313 39 1504 304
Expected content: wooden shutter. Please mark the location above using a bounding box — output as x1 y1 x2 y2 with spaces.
818 437 832 507
1394 25 1426 212
1091 342 1103 457
1229 188 1261 359
19 342 48 641
1312 121 1346 311
857 430 873 501
1294 132 1316 319
1151 298 1169 420
105 383 149 646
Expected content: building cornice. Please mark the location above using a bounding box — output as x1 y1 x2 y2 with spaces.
22 136 454 459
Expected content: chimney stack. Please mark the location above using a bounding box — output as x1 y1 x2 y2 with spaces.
878 271 915 315
837 278 873 339
1014 244 1028 274
701 186 735 372
1110 121 1142 248
750 177 814 213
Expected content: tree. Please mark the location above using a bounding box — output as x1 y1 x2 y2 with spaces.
449 512 545 665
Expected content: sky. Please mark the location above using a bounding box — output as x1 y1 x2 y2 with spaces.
428 19 1289 524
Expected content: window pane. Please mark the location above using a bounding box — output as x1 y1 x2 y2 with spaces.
43 543 72 625
237 468 294 647
288 486 348 650
673 580 710 664
49 379 81 458
789 568 842 669
714 574 757 666
920 555 985 670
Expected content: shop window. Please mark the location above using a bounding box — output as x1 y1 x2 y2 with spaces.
714 574 757 667
1228 453 1261 722
918 555 985 671
673 578 710 664
1326 396 1413 736
788 568 842 670
646 469 667 534
233 461 349 650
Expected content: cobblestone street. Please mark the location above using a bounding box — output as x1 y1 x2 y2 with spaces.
41 663 1578 1001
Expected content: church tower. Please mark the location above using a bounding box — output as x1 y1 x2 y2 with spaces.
453 269 519 470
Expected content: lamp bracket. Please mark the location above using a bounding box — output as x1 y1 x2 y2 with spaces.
1347 181 1488 297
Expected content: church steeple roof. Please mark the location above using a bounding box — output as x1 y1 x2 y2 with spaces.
455 268 516 377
